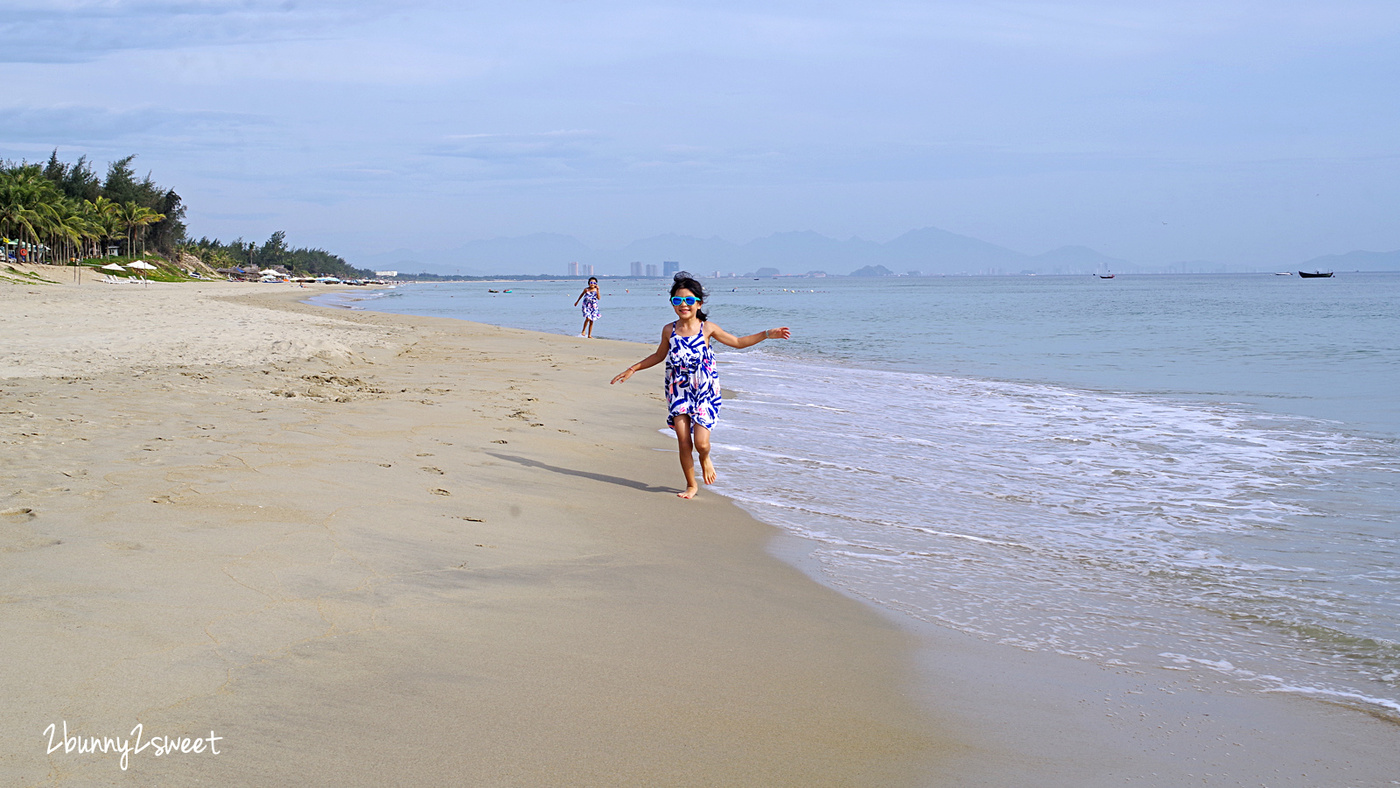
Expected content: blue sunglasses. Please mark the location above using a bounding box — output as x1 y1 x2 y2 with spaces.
670 296 700 306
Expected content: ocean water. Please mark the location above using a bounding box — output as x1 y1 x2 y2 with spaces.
322 273 1400 718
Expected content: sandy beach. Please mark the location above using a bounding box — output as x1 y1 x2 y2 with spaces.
4 267 1398 786
2 271 944 786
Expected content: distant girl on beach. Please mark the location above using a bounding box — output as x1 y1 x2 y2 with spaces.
574 277 601 338
611 273 790 499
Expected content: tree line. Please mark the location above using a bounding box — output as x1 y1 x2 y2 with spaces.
1 150 369 278
184 231 370 280
1 152 180 263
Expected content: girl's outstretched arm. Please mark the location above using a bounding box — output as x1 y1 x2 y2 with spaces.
574 290 585 306
611 325 672 384
707 323 791 349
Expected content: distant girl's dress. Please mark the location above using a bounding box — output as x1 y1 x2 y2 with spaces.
665 322 722 429
580 290 600 322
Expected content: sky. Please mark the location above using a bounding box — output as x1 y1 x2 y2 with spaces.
3 0 1399 267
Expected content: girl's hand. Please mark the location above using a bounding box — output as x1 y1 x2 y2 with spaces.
611 368 634 385
766 327 791 340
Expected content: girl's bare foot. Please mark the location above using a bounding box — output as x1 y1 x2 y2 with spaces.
700 457 717 485
678 485 698 499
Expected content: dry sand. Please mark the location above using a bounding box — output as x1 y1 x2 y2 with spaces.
2 273 944 786
3 267 1397 786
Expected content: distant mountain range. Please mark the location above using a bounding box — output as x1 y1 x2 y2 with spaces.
351 228 1400 278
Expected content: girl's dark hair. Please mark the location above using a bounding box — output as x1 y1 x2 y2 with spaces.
587 276 597 283
670 272 708 322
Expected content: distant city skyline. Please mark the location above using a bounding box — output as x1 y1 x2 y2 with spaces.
4 1 1399 268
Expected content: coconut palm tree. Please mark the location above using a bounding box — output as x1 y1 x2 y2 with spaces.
83 196 120 258
0 169 62 261
46 201 93 265
0 172 38 241
117 200 165 257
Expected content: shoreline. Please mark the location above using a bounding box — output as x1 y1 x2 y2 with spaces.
765 530 1400 786
346 279 1400 782
3 276 1398 785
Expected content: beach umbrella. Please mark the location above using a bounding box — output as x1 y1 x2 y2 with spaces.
127 260 157 288
97 263 127 287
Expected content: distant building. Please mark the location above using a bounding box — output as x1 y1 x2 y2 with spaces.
374 270 398 278
663 261 680 277
645 263 659 278
583 264 595 276
630 261 643 277
711 271 721 279
568 262 580 276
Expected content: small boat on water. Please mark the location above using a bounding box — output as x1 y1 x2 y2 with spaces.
1098 273 1115 279
1275 271 1294 276
1298 271 1334 278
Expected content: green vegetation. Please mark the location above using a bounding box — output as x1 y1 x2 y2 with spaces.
185 231 372 279
1 152 178 264
2 150 370 280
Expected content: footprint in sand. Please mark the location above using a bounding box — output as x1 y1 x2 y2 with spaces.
421 466 444 474
430 488 451 496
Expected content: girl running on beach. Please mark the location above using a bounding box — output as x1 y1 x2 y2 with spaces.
574 277 601 338
611 274 790 499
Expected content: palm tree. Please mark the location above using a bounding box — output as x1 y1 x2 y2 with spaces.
136 206 164 256
0 194 42 248
1 172 34 239
117 201 141 257
83 196 119 258
117 201 165 257
0 169 62 261
46 201 93 265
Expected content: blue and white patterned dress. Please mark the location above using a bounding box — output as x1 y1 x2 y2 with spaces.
581 290 600 321
665 321 721 430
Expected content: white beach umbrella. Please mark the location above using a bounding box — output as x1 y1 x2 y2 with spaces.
126 260 158 288
99 263 126 271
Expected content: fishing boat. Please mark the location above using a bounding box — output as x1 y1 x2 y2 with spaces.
1298 271 1334 278
1098 273 1115 279
1274 271 1294 276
